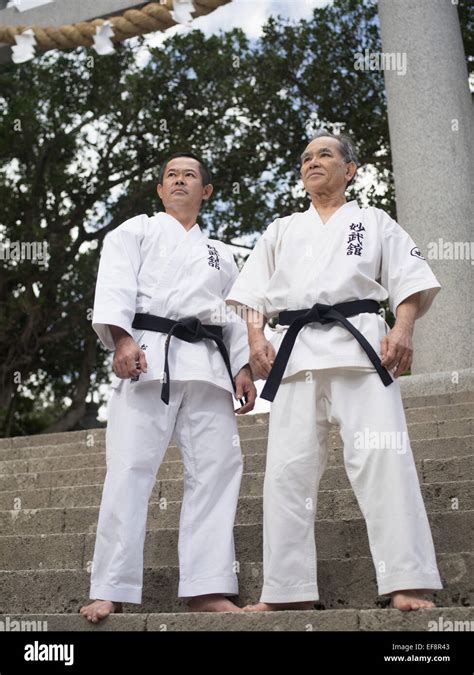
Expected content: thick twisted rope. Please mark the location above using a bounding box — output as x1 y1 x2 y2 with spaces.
0 0 231 52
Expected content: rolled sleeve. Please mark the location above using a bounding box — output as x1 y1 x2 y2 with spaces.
379 213 441 319
220 248 250 375
92 216 144 350
226 221 277 317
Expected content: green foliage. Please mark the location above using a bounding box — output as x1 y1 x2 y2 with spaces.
0 0 470 435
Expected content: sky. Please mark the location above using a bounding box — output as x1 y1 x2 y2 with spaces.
136 0 332 62
161 0 330 40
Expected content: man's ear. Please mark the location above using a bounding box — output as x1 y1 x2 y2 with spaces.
345 161 357 184
202 184 214 201
157 183 163 200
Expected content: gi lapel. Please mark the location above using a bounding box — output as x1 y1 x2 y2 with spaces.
147 213 204 316
287 201 359 308
308 200 360 263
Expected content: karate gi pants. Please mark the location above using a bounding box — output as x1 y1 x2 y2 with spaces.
260 368 443 603
89 378 243 603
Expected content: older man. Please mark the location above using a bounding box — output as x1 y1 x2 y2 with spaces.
226 131 443 612
80 152 256 622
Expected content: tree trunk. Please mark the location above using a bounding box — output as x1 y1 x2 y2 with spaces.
42 338 97 434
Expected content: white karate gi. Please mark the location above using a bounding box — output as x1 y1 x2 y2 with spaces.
90 212 249 602
227 200 443 601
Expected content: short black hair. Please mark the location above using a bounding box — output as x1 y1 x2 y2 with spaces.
158 152 212 186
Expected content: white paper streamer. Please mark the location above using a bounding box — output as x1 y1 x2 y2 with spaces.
11 28 37 63
7 0 54 12
171 0 195 25
92 21 115 56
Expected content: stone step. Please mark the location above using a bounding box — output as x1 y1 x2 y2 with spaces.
3 606 473 632
0 481 470 536
0 454 470 510
0 511 470 571
422 454 473 483
0 448 474 496
399 390 473 409
0 430 472 478
404 402 473 422
0 391 471 453
0 419 474 478
0 409 472 464
234 417 473 443
0 453 265 492
0 552 471 614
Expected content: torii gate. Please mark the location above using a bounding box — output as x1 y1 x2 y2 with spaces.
0 0 471 389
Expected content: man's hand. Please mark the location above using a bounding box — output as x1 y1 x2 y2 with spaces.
243 307 275 381
112 334 148 379
234 364 257 414
380 325 413 378
249 334 276 380
380 292 419 378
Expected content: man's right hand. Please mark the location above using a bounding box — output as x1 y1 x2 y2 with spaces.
249 335 276 380
112 335 148 379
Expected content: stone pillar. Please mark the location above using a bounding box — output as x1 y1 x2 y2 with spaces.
378 0 473 377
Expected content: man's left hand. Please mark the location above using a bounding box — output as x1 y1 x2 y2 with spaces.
380 324 414 378
234 364 257 414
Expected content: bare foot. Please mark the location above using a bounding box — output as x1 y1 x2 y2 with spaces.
79 599 123 623
243 601 315 612
390 590 436 611
187 594 243 612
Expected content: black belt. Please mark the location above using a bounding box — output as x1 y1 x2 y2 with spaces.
260 299 393 402
132 313 237 405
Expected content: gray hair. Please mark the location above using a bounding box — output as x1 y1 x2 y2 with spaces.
304 130 360 187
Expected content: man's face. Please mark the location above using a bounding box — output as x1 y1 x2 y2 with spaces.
300 137 356 195
157 158 213 210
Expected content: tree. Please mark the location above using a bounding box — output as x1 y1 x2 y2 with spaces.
0 0 470 436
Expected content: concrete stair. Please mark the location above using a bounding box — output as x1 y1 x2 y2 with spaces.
0 390 472 631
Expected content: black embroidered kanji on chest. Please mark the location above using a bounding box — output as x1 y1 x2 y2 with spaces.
207 244 220 270
346 222 365 256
